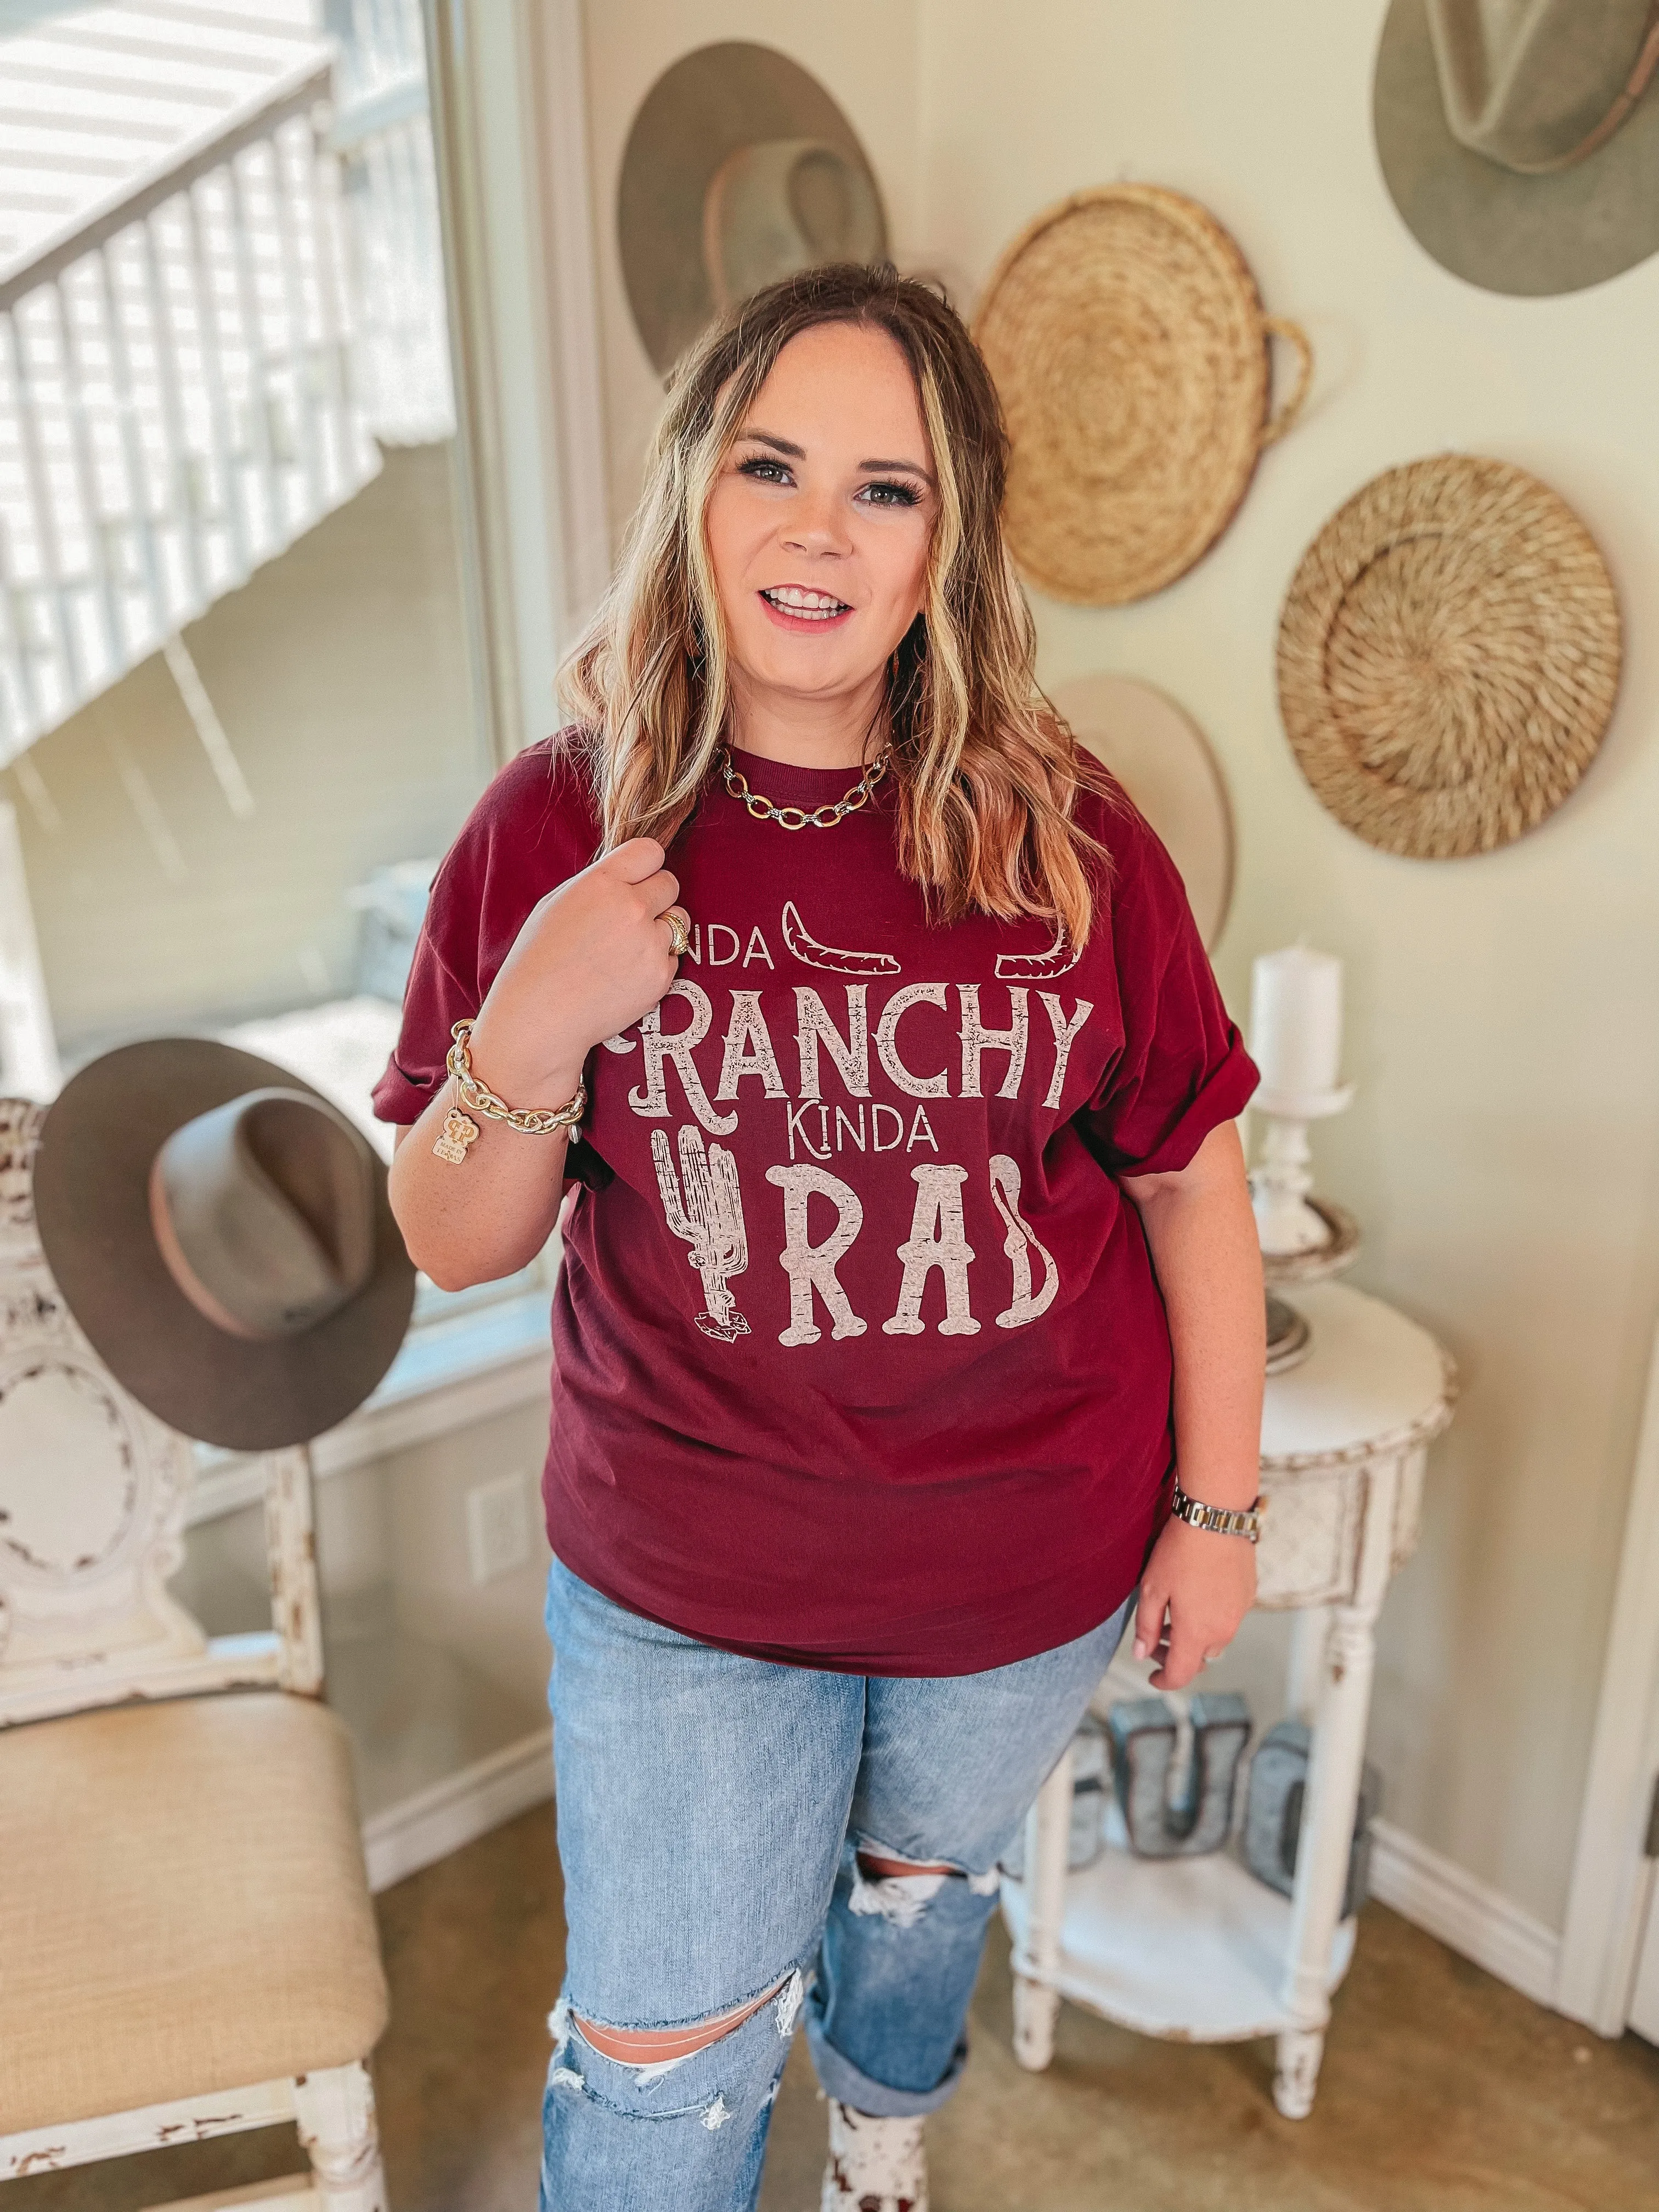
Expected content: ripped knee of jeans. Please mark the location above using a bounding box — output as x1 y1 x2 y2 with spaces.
546 1966 805 2117
850 1841 1002 1927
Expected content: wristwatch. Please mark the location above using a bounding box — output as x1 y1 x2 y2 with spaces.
1170 1479 1266 1545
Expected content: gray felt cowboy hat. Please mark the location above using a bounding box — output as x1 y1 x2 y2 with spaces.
1374 0 1659 296
618 40 887 374
33 1039 415 1452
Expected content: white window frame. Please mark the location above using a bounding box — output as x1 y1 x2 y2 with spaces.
189 0 610 1527
423 0 611 768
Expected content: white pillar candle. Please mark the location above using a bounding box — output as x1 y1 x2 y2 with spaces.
1250 946 1343 1099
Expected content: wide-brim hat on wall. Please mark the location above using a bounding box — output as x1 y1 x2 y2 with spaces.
619 41 888 375
973 185 1313 607
1276 454 1621 860
1049 674 1235 948
1375 0 1659 296
34 1039 415 1451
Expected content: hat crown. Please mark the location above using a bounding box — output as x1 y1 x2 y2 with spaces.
1427 0 1659 172
702 138 885 313
148 1086 376 1344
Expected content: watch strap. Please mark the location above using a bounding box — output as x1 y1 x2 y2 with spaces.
1170 1479 1265 1544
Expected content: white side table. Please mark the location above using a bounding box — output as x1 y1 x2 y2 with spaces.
1002 1280 1456 2118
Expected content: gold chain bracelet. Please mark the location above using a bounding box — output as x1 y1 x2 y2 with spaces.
432 1019 586 1165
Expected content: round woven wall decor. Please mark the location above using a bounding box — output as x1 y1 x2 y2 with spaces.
1277 456 1621 861
973 185 1312 606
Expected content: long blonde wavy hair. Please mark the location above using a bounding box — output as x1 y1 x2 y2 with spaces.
559 262 1106 944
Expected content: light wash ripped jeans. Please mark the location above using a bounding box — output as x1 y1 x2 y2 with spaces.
540 1556 1132 2212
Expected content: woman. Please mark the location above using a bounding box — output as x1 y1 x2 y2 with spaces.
378 263 1264 2212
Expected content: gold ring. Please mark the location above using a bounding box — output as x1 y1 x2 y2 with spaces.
663 908 691 958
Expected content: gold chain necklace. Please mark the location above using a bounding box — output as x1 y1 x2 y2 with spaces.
719 746 888 831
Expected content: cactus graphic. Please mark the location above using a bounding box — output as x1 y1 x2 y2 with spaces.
651 1124 752 1342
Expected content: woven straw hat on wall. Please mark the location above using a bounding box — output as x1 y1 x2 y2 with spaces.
1276 455 1621 861
973 185 1312 606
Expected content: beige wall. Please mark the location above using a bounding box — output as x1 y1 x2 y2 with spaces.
177 1397 555 1821
3 444 489 1053
580 0 1659 1933
382 1409 558 1714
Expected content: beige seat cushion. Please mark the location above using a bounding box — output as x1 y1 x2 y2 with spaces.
0 1691 388 2134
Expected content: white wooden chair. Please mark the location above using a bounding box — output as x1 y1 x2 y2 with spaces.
0 1098 390 2206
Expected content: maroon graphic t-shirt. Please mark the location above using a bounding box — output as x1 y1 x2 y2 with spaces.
373 737 1257 1675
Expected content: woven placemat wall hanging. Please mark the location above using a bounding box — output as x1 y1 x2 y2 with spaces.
973 185 1312 606
1276 456 1621 860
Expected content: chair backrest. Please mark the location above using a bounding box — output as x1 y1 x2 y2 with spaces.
0 1097 323 1729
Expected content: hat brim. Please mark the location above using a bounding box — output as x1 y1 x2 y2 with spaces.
34 1039 416 1453
1051 674 1235 949
618 40 887 374
1374 0 1659 297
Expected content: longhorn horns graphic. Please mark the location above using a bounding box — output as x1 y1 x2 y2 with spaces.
781 897 1075 980
780 900 900 977
994 929 1081 981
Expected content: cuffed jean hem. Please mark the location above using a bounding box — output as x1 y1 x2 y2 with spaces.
803 1980 968 2118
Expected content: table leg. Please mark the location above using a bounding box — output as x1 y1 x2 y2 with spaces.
1285 1604 1330 1726
1275 1455 1401 2119
1012 1744 1071 2072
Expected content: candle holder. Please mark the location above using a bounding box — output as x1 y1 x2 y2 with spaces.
1250 1083 1361 1375
1251 1082 1357 1260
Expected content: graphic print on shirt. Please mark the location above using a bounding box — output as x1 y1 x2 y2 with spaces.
885 1164 978 1336
780 899 901 975
764 1161 867 1344
994 928 1082 981
989 1153 1059 1327
617 904 1096 1348
651 1124 751 1342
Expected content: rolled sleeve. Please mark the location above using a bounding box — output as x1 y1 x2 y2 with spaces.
1079 802 1258 1176
370 929 473 1127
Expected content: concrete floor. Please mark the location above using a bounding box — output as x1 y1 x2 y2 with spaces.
14 1802 1659 2211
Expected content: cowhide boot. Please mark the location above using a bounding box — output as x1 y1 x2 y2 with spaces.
820 2099 929 2211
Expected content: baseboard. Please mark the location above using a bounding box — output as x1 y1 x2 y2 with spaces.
1368 1816 1560 2007
362 1727 554 1893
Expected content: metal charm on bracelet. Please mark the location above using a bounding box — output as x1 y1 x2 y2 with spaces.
432 1019 586 1165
